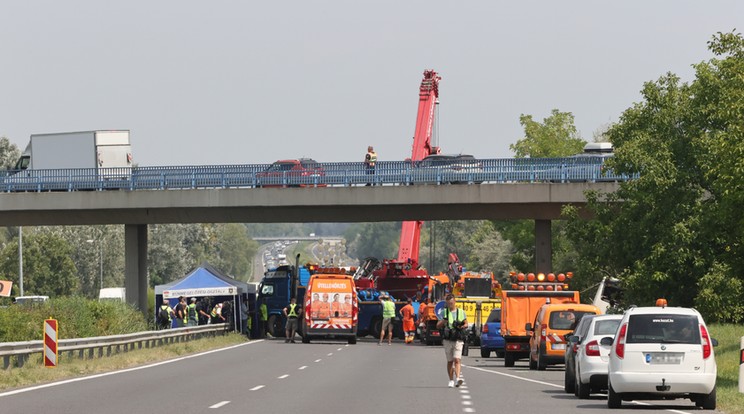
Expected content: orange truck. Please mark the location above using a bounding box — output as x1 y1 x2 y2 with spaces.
500 289 580 367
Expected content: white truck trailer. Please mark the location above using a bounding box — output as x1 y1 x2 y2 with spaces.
14 130 132 171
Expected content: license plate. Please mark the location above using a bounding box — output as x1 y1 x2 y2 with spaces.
552 343 566 350
646 352 683 364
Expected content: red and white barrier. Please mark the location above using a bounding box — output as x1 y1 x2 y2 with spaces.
44 319 58 368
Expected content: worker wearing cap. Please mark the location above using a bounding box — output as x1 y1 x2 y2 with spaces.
187 298 198 326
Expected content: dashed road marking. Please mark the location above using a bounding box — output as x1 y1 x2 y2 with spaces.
315 359 322 363
278 374 289 379
250 385 265 391
299 366 307 370
337 347 343 351
327 353 333 356
463 408 475 413
209 401 230 409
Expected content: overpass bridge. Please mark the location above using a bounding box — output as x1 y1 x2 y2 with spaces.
0 182 618 313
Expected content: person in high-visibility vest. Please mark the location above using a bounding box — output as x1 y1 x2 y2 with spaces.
211 303 226 324
283 297 303 343
400 298 416 344
437 294 468 388
158 301 175 330
364 145 377 186
379 293 396 346
259 302 269 338
187 298 198 326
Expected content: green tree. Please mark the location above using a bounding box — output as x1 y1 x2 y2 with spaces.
465 221 514 280
0 231 79 296
565 32 744 322
344 222 399 262
0 137 20 169
510 109 586 158
214 223 258 281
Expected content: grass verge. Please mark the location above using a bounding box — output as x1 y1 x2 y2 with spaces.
710 324 744 414
0 333 248 392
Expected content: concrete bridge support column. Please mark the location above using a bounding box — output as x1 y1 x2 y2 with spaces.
535 220 552 274
125 224 148 316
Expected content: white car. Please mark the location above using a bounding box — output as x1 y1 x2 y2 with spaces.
572 314 622 398
605 306 717 409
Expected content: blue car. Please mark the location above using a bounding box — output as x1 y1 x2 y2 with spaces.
480 308 505 358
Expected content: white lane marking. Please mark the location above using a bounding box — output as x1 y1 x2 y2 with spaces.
314 359 322 363
0 340 263 398
462 401 473 406
209 401 230 409
327 353 333 356
464 365 695 414
462 395 471 399
337 348 343 351
463 408 475 413
278 374 289 379
459 389 470 394
299 366 307 370
250 385 265 391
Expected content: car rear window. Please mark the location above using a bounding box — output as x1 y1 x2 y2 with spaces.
486 309 501 323
549 311 595 330
626 314 700 344
594 319 620 336
267 162 296 172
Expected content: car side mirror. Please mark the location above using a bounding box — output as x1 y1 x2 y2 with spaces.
600 336 613 346
525 323 532 332
567 335 579 343
711 338 718 347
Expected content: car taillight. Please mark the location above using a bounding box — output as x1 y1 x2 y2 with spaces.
585 340 600 357
700 324 712 359
540 324 547 342
615 323 627 359
482 324 489 334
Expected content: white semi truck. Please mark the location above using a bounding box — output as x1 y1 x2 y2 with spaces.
14 130 132 171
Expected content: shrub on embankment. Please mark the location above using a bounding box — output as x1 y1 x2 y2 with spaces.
0 297 148 342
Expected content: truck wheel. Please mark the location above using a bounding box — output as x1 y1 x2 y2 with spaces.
504 353 515 367
348 336 357 345
267 315 284 338
480 349 490 358
371 317 382 339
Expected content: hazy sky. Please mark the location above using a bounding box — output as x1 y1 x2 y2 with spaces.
1 1 741 166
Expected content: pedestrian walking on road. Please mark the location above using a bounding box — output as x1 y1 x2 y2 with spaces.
437 294 468 388
379 293 395 345
283 297 302 343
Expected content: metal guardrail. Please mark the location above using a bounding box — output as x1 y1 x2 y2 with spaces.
0 324 229 369
0 158 635 192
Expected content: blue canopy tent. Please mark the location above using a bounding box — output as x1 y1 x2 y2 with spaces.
154 263 249 332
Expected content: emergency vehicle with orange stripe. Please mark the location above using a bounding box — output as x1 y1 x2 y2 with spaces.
302 272 358 344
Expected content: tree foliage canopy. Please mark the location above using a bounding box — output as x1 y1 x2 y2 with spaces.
510 109 586 158
565 31 744 322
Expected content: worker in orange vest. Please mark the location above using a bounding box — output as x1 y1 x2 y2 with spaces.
400 298 416 344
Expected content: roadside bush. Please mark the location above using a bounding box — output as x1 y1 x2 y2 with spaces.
0 297 147 342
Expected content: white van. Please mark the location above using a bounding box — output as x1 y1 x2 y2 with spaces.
14 295 49 305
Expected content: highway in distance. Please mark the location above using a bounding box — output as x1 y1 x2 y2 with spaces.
0 338 718 414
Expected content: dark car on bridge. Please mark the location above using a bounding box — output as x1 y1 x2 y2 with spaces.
411 154 484 184
256 158 326 187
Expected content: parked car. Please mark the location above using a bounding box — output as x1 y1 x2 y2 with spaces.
528 303 601 370
563 314 596 393
571 314 622 398
480 308 505 358
256 158 326 187
412 154 483 184
605 305 717 409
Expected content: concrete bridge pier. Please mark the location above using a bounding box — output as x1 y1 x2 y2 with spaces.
535 219 552 274
125 224 149 316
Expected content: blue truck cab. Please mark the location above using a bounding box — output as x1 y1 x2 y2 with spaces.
258 264 310 337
